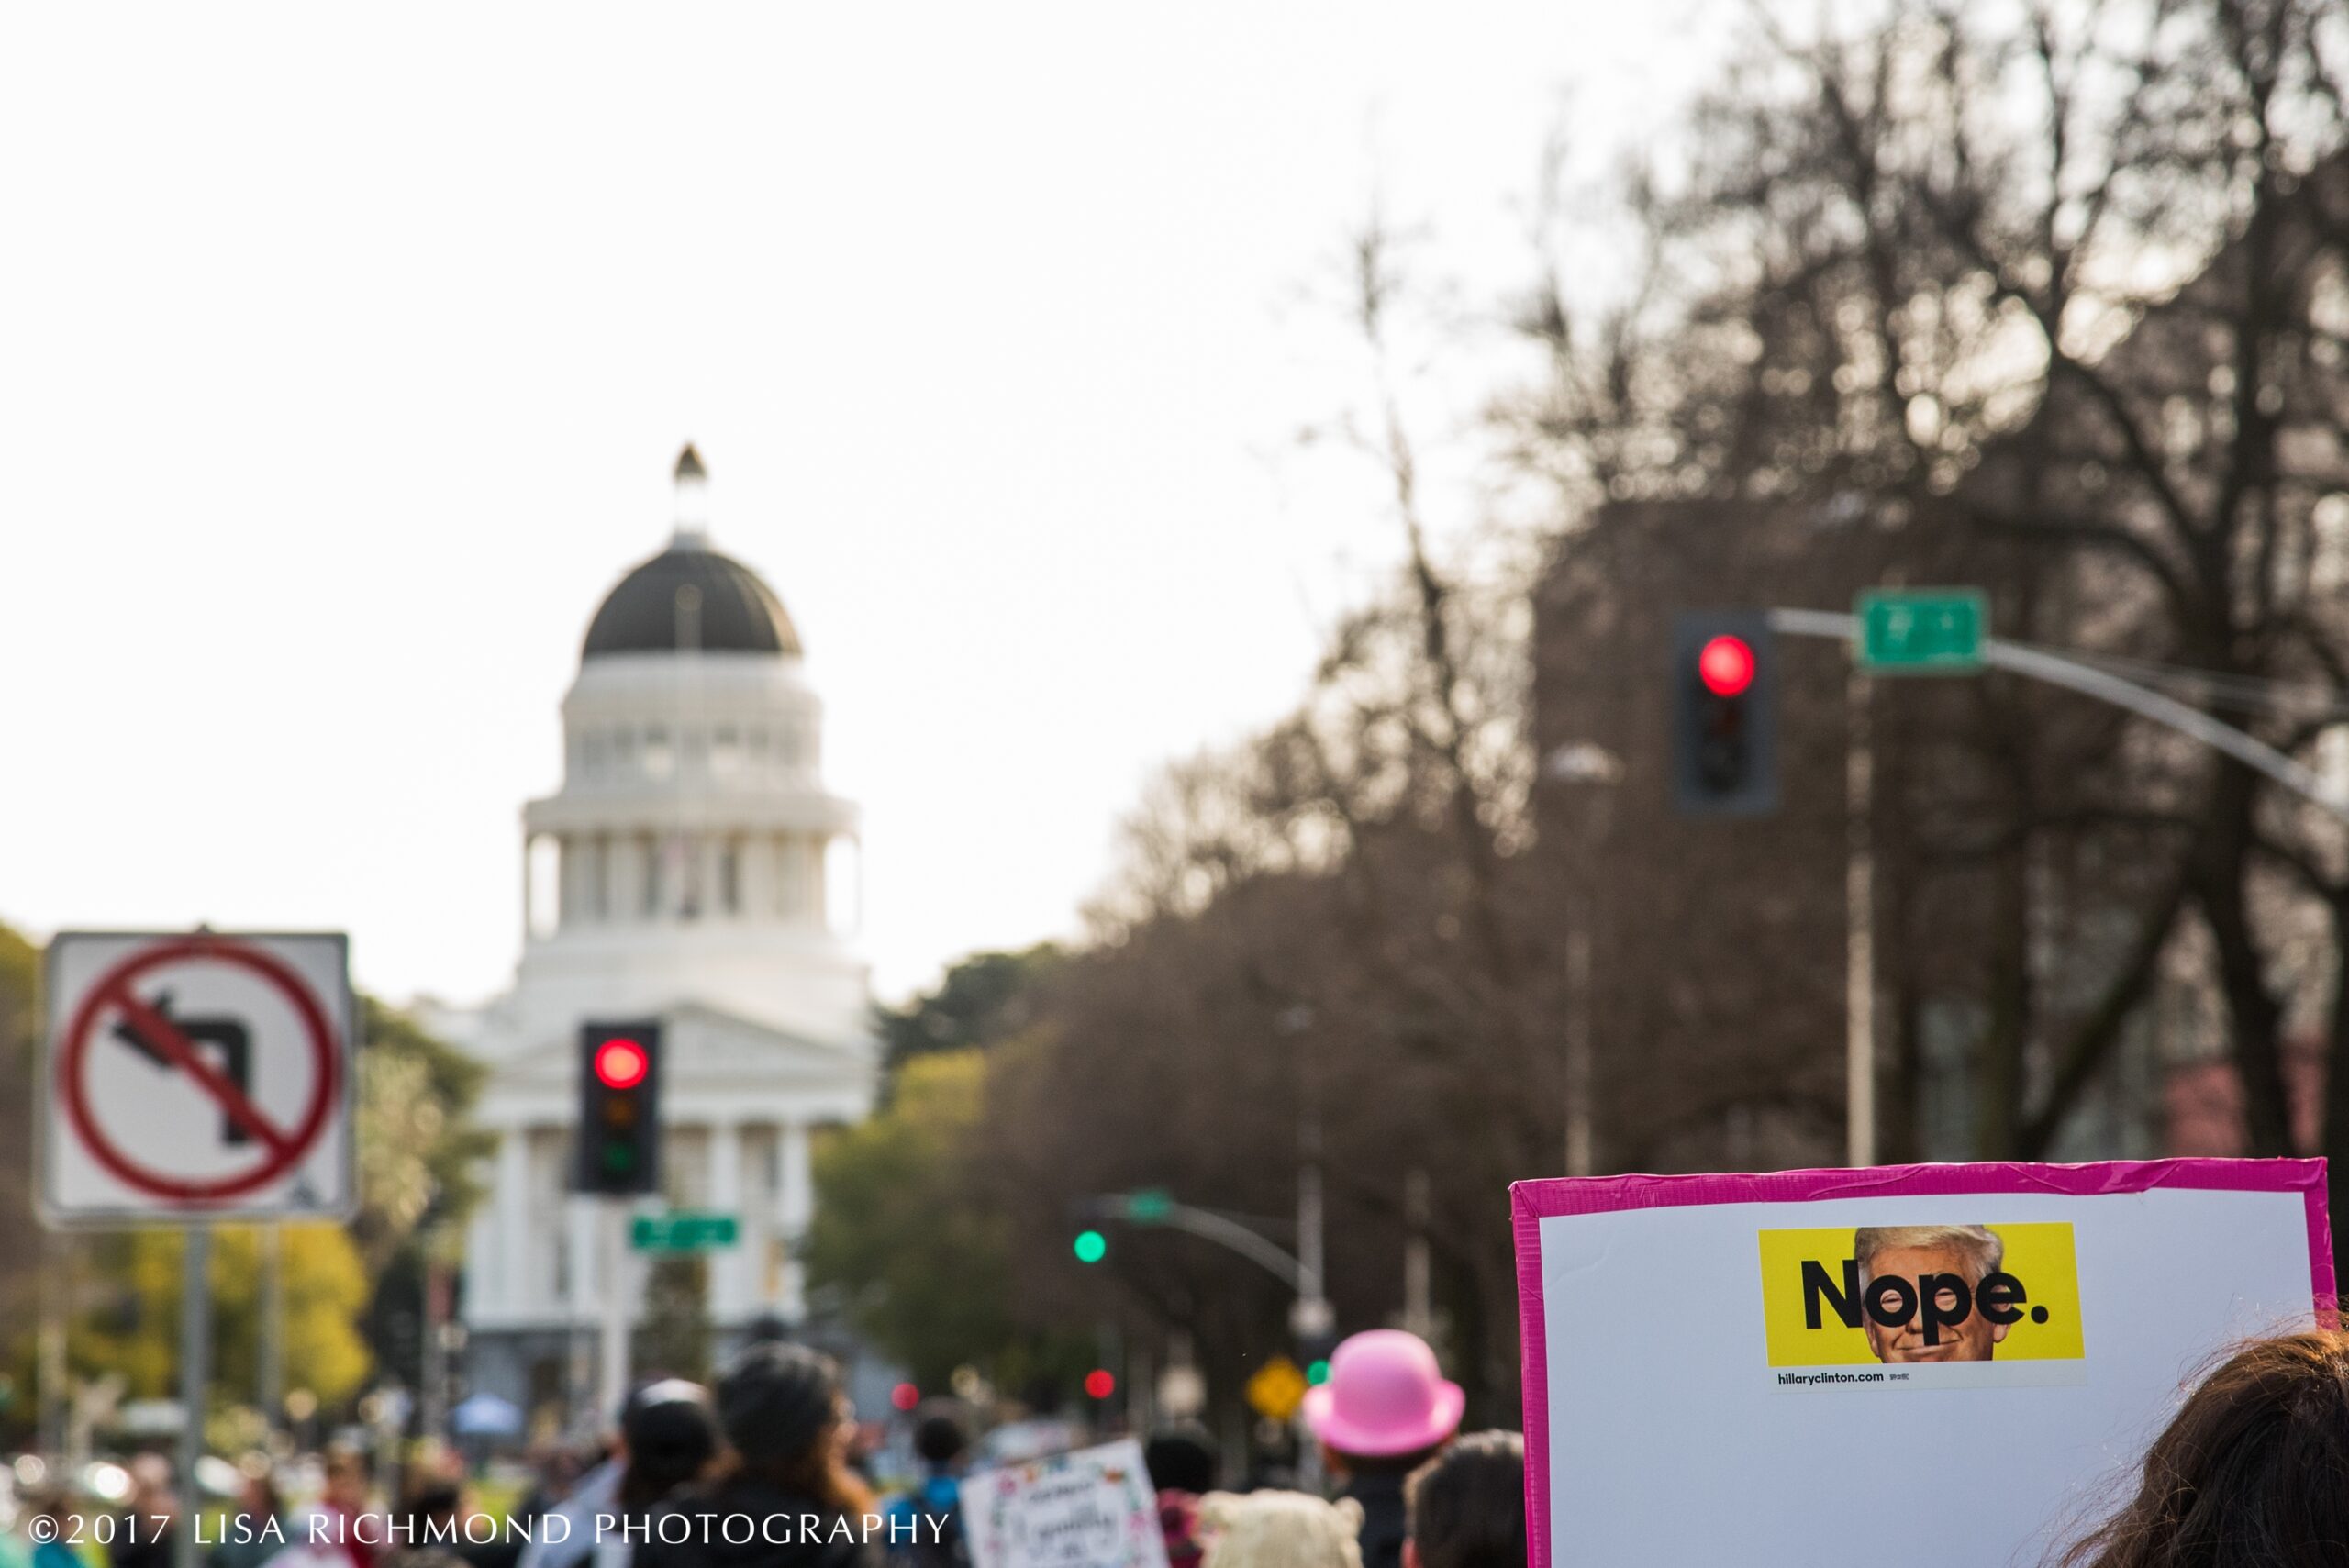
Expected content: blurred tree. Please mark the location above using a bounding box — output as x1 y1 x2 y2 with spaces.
352 995 491 1276
0 922 42 1333
636 1255 712 1383
62 1224 370 1407
961 0 2349 1418
1508 0 2349 1188
806 1050 1046 1389
352 995 493 1400
874 945 1063 1082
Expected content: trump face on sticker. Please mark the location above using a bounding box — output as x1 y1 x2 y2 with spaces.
1855 1225 2014 1363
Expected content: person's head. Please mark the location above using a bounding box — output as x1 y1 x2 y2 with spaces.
234 1456 283 1521
400 1482 462 1540
2062 1330 2349 1567
619 1381 717 1510
1145 1423 1219 1496
911 1403 970 1472
1853 1225 2007 1364
323 1449 371 1511
127 1454 174 1508
717 1341 873 1516
1403 1432 1524 1568
1302 1330 1464 1477
25 1485 81 1530
1198 1491 1364 1568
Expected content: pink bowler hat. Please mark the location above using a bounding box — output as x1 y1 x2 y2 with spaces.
1300 1329 1464 1457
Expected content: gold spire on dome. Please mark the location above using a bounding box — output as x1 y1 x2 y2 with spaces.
672 442 710 547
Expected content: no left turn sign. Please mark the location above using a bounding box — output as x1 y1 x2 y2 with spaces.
40 931 354 1225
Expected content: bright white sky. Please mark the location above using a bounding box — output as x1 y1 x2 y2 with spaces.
1 4 1723 1007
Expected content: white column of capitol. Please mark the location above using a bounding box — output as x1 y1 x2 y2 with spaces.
496 1129 530 1314
779 1120 813 1319
707 1119 744 1318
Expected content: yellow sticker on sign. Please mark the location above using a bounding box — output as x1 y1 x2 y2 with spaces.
1754 1222 2086 1368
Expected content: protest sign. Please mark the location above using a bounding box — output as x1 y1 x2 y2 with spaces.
1513 1159 2332 1568
960 1438 1169 1568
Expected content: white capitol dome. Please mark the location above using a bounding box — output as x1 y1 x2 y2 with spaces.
440 447 878 1418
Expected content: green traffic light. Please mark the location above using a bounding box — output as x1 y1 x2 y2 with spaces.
1074 1229 1108 1264
1307 1359 1332 1385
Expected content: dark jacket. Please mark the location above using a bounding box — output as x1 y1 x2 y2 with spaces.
636 1477 877 1568
1343 1472 1408 1568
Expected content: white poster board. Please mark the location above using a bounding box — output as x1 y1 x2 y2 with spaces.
959 1438 1170 1568
1513 1160 2332 1568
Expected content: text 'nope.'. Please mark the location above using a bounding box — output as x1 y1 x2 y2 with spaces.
1801 1259 2052 1347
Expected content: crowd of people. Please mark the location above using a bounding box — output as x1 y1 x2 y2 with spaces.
8 1322 2349 1568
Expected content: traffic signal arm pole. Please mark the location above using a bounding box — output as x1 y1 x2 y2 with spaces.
1094 1195 1312 1293
1162 1203 1314 1294
1769 610 2344 817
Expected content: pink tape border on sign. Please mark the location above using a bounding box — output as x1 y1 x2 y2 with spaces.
1508 1158 2333 1568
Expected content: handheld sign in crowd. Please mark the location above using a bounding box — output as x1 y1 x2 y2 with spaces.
1513 1160 2332 1568
959 1438 1170 1568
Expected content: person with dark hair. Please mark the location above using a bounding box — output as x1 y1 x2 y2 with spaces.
24 1485 87 1568
1144 1426 1218 1497
2059 1330 2349 1566
1144 1425 1219 1568
314 1450 381 1568
211 1462 289 1568
1403 1433 1523 1568
383 1483 468 1568
1301 1333 1464 1568
639 1343 878 1568
618 1384 720 1514
521 1382 715 1568
882 1403 970 1568
111 1456 181 1568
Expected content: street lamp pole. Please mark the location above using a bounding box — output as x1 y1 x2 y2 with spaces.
1545 742 1623 1177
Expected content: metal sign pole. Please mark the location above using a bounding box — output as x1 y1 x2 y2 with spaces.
175 1223 211 1568
1845 670 1876 1167
260 1222 284 1435
598 1199 628 1422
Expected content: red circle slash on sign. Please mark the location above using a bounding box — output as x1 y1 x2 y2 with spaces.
57 936 340 1204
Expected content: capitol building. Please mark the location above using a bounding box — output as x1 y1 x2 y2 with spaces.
430 448 877 1418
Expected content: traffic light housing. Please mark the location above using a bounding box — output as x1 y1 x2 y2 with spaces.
574 1020 662 1195
1297 1323 1340 1387
1672 611 1777 816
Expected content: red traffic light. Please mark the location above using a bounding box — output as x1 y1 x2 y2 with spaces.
1084 1368 1116 1400
1698 635 1756 697
594 1037 649 1090
890 1382 920 1412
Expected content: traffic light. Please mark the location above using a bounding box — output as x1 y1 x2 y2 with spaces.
1297 1323 1340 1388
1672 611 1777 816
1084 1368 1117 1400
574 1020 662 1195
1073 1229 1108 1264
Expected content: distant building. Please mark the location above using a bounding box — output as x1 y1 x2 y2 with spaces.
431 447 876 1422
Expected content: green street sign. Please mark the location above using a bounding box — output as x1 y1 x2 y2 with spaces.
630 1212 740 1252
1856 589 1988 673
